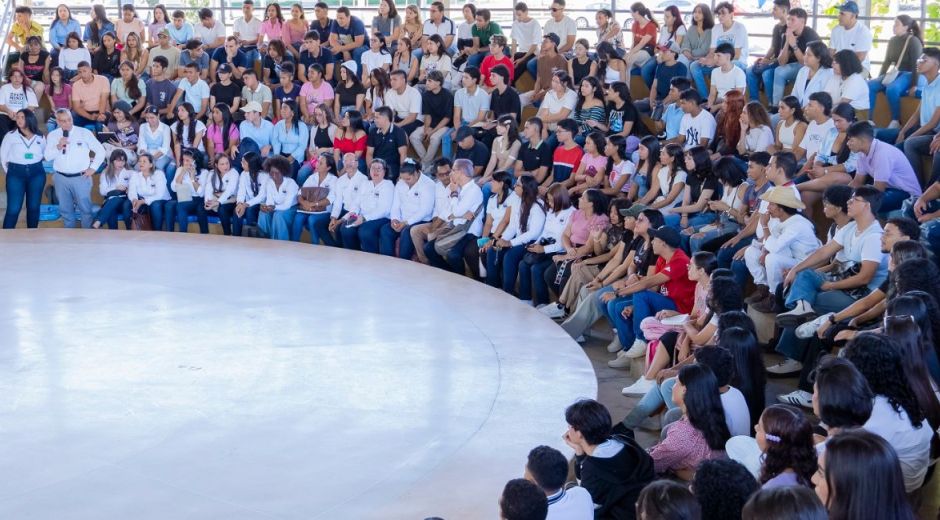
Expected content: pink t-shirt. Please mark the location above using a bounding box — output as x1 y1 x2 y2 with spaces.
300 81 335 114
282 21 307 45
580 153 607 177
205 123 240 154
569 210 610 246
259 20 283 44
50 83 72 110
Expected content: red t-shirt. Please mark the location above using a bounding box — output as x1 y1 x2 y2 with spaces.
654 249 696 314
480 54 515 88
631 21 658 51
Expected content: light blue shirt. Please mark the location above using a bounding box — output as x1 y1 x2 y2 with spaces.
920 73 940 129
50 19 81 49
815 127 859 173
167 22 194 46
271 120 310 164
177 78 210 113
664 103 684 140
239 119 275 149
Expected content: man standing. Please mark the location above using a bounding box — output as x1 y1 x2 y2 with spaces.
829 1 872 74
43 109 106 229
411 71 453 173
366 107 408 182
424 158 484 273
379 161 436 258
689 2 748 98
234 0 262 67
329 7 368 69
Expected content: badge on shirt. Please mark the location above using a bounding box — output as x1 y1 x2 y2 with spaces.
24 153 34 160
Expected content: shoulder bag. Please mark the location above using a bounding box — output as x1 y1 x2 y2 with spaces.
433 203 484 257
882 36 912 86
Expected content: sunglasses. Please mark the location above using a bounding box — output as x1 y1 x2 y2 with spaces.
551 7 562 11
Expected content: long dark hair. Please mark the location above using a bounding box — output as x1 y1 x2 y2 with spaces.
630 2 659 27
152 4 170 26
120 61 142 100
14 108 40 137
758 404 817 487
806 40 833 69
427 34 446 57
243 152 264 195
884 296 940 431
693 3 715 30
833 49 863 78
831 102 856 164
498 114 519 148
576 76 605 113
608 80 633 108
844 333 927 428
492 170 512 205
211 154 232 193
824 430 915 520
175 102 198 147
517 175 542 234
895 287 940 364
212 103 234 151
780 95 806 123
281 100 301 135
50 4 75 32
89 5 111 46
370 67 391 100
345 110 366 133
595 41 622 83
605 135 627 178
342 62 363 88
105 148 127 184
685 145 713 181
718 326 765 430
896 14 922 41
637 135 660 181
662 143 685 188
663 5 685 36
678 363 731 450
742 486 827 520
636 481 701 520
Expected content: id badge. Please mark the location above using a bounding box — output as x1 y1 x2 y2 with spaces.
24 153 34 160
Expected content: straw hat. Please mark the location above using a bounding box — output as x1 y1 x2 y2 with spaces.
759 186 806 210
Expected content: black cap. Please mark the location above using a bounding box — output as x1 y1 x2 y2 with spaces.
217 63 232 74
544 33 560 48
144 106 159 115
649 226 681 249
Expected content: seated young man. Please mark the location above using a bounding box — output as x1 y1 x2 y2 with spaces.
905 178 940 256
657 77 693 140
636 43 687 120
847 121 922 215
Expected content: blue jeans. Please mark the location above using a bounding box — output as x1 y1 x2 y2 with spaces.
518 254 558 304
664 211 716 231
689 223 739 253
259 206 297 240
618 290 677 349
880 187 913 215
292 211 331 243
297 163 315 186
467 50 488 69
169 197 209 233
746 61 777 103
425 233 477 274
868 71 912 122
241 48 261 67
903 198 940 258
622 376 678 429
95 197 131 229
500 244 527 296
3 162 46 229
232 205 260 236
690 60 747 98
341 218 388 252
139 199 169 231
379 221 425 257
526 56 538 80
640 58 658 88
785 269 857 312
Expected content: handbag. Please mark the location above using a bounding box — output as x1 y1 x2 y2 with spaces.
882 36 912 85
131 207 152 231
299 187 330 212
433 203 484 257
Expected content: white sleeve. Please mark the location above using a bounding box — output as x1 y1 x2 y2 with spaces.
860 232 885 263
417 180 436 223
510 204 546 247
390 185 403 221
0 133 12 172
764 219 805 254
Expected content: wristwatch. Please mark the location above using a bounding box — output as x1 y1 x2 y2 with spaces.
828 314 837 324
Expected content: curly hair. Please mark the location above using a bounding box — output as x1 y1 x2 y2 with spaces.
692 459 759 520
758 404 817 487
844 333 926 428
891 258 940 304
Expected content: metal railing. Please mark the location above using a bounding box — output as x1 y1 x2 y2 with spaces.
0 0 17 73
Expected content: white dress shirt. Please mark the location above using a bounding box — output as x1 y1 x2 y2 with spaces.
301 172 337 214
504 202 547 247
391 174 435 224
237 171 271 205
447 180 484 236
432 180 451 220
204 169 240 204
763 214 820 259
98 168 133 196
43 126 106 174
330 170 370 218
0 130 45 171
137 121 172 157
263 177 299 211
354 179 395 221
171 168 210 198
538 207 575 254
128 171 170 204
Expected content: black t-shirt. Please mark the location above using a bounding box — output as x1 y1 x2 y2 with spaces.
311 19 333 45
210 81 241 108
335 82 365 107
456 141 489 170
262 54 297 87
518 140 553 174
299 48 334 77
19 50 49 82
490 87 522 123
607 101 640 137
686 172 722 202
367 124 407 164
92 48 121 78
146 78 178 111
422 88 454 128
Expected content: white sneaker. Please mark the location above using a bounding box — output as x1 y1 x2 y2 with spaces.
796 313 834 339
777 389 813 409
622 377 656 396
607 351 632 369
575 335 586 343
539 303 566 319
776 300 816 328
479 261 486 278
888 120 901 129
767 358 803 375
606 336 623 353
625 339 648 358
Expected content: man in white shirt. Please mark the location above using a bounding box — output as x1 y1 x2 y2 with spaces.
424 158 483 273
674 89 716 151
380 160 436 259
799 92 835 165
526 0 576 79
509 2 541 85
384 70 422 134
233 0 262 65
194 8 226 53
689 1 748 98
43 109 106 229
778 185 888 326
418 1 456 58
747 186 820 312
706 42 746 114
445 68 490 157
829 1 872 74
167 62 210 120
524 446 594 520
323 152 369 247
410 159 452 264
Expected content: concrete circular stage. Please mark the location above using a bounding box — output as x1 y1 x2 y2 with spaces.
0 230 596 519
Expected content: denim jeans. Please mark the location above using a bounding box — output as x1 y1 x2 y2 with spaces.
95 197 132 229
498 245 528 296
139 200 169 231
259 206 297 240
378 221 425 258
784 269 858 313
169 197 209 233
232 205 261 236
340 218 388 252
745 61 777 103
879 187 913 215
426 233 477 274
526 56 538 80
902 198 940 258
639 57 658 88
868 71 912 122
690 60 747 98
621 376 678 429
291 211 329 243
518 253 558 304
690 224 739 254
3 162 46 229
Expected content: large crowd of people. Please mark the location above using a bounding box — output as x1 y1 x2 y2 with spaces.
1 1 939 518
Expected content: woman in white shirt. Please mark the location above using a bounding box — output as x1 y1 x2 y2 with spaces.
487 175 547 295
737 101 775 156
536 70 578 138
360 34 392 84
59 33 91 81
797 102 859 213
518 183 575 304
637 143 687 214
792 41 834 108
92 149 134 229
258 155 300 241
339 158 394 252
418 35 453 87
768 96 807 157
233 152 270 237
167 102 207 187
166 148 209 233
477 171 519 280
137 107 172 172
202 154 240 236
292 153 337 244
0 108 45 229
0 70 39 140
128 152 171 231
826 49 870 115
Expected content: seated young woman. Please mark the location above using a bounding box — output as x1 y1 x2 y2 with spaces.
665 146 721 231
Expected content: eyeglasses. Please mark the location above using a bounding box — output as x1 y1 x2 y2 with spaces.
848 196 868 205
551 7 562 11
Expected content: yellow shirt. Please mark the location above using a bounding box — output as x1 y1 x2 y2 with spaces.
10 20 44 48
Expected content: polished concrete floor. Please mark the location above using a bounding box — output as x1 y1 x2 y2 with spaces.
0 230 597 520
